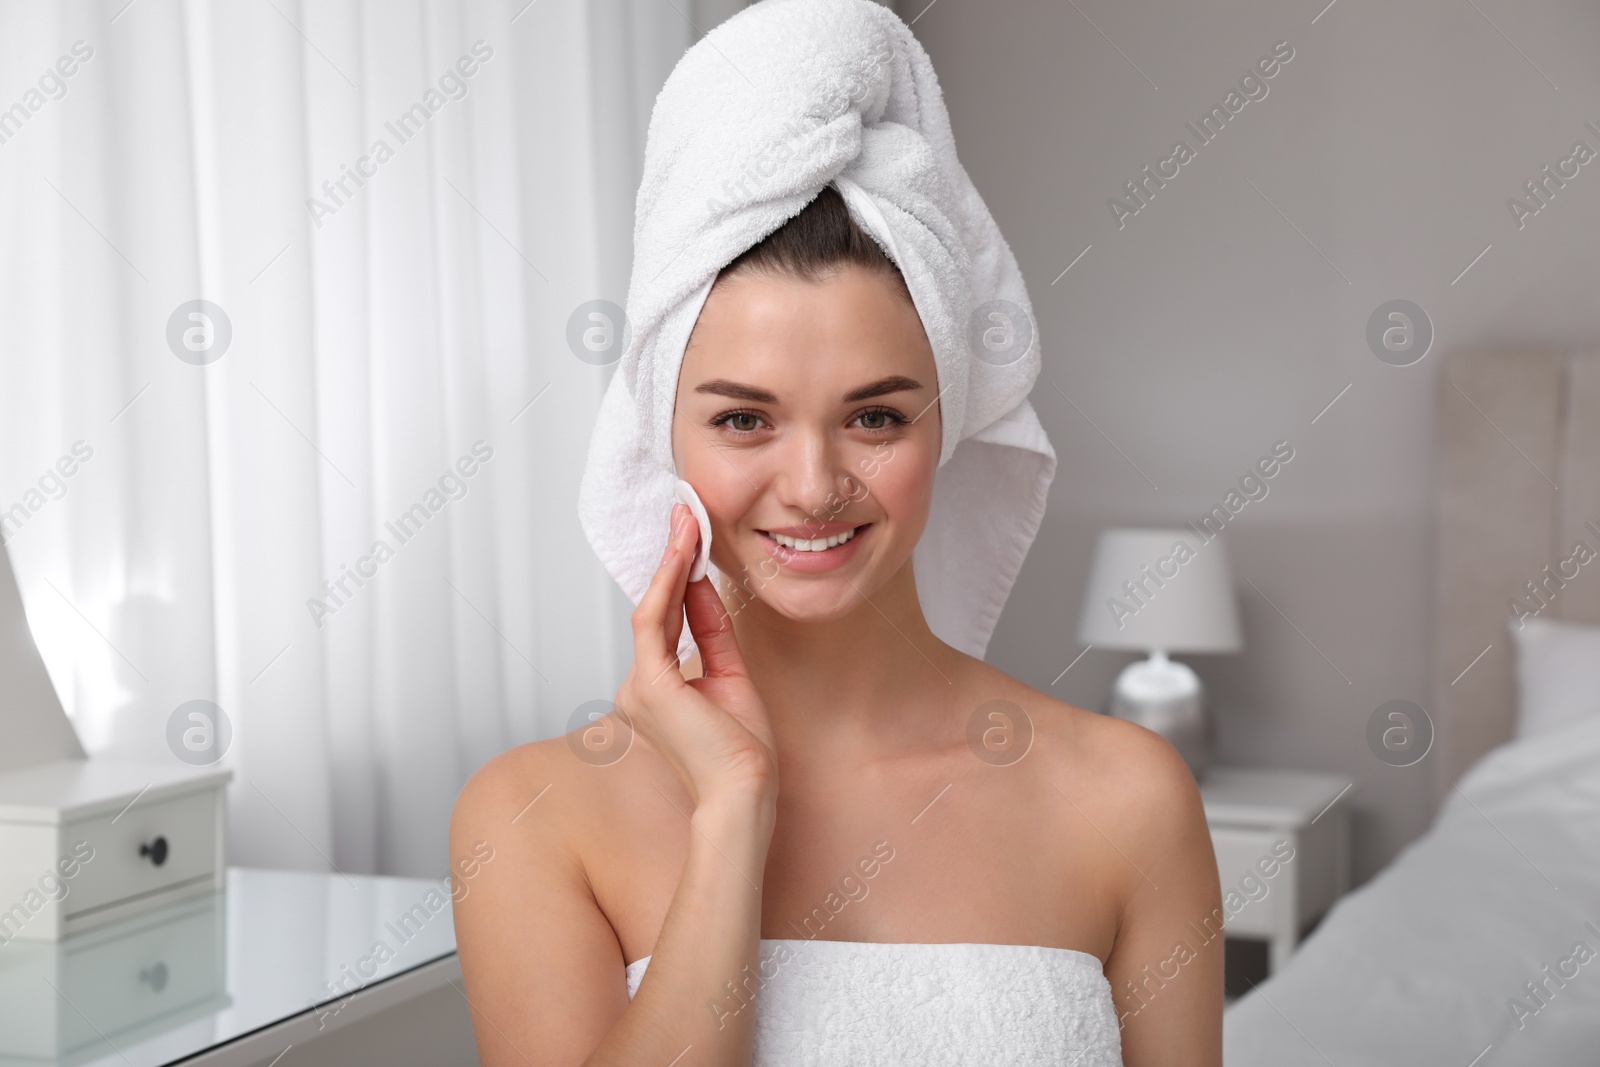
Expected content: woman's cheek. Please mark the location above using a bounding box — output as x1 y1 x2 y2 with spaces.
867 436 935 510
702 483 761 561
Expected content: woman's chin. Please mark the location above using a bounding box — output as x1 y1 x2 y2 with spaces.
720 565 875 624
770 592 864 625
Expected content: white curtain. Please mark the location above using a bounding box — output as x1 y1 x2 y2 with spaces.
0 0 727 877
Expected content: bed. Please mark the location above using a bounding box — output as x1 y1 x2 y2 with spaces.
1222 349 1600 1065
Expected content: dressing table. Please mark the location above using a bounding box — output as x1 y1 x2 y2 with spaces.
0 866 473 1066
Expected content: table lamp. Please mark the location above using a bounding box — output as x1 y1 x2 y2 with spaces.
1075 527 1243 779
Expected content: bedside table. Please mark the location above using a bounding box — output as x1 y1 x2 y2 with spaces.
1199 766 1352 974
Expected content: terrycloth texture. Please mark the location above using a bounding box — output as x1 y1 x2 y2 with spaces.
626 939 1124 1066
577 0 1057 662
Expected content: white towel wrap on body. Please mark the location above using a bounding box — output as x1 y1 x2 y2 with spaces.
626 939 1124 1066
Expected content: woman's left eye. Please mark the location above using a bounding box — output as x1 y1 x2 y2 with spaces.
854 406 908 432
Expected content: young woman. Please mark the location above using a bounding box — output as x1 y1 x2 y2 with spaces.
450 185 1223 1066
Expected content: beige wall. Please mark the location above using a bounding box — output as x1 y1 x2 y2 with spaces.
904 0 1600 883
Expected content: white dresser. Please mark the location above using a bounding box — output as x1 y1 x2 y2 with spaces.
0 759 229 943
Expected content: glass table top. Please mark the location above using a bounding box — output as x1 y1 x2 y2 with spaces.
0 866 459 1066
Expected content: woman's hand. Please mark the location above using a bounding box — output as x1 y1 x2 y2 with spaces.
615 502 777 809
451 502 775 1067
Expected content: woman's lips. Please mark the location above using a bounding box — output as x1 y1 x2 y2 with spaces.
758 523 870 573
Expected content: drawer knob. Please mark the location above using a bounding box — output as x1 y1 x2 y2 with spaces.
140 835 169 867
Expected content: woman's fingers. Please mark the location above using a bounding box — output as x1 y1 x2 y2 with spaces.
630 503 691 674
662 504 699 655
683 576 749 680
620 502 776 802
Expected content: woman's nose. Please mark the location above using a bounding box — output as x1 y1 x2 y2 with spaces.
773 426 851 513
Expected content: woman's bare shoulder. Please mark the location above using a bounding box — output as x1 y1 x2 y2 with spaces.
450 733 600 855
451 729 643 857
450 718 680 876
962 658 1203 824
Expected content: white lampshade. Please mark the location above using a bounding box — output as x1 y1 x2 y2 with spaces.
1076 527 1242 653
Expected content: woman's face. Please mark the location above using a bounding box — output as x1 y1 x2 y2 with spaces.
672 263 941 624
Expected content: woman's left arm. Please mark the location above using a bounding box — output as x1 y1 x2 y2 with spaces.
1100 730 1224 1066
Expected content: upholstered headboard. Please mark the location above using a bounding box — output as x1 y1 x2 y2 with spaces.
1433 349 1600 801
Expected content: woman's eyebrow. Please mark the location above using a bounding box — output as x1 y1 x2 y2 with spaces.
694 379 778 403
693 375 924 404
842 375 924 402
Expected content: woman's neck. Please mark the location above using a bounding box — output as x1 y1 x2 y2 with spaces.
717 562 968 764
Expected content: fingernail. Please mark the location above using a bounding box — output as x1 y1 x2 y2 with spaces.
670 502 687 536
662 505 684 563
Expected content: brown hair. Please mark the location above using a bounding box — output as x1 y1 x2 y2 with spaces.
716 184 912 303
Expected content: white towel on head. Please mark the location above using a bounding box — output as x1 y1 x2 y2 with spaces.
578 0 1056 664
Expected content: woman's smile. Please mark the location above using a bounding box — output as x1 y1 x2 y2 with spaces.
755 521 873 573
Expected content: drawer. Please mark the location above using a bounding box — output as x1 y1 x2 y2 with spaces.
0 892 225 1059
1209 825 1295 938
58 896 224 1049
62 788 219 919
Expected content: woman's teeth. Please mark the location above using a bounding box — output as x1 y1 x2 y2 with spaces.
766 526 861 552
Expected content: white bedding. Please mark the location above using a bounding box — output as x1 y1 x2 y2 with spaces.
1224 713 1600 1066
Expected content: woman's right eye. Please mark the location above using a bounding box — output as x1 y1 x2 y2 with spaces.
711 409 766 434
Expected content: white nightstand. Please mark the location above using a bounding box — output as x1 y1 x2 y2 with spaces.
1199 766 1352 974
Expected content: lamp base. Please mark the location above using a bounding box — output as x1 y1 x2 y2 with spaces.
1107 651 1212 780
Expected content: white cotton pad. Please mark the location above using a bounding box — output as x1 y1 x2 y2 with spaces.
673 479 713 582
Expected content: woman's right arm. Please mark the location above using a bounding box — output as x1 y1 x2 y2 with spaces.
451 502 778 1067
